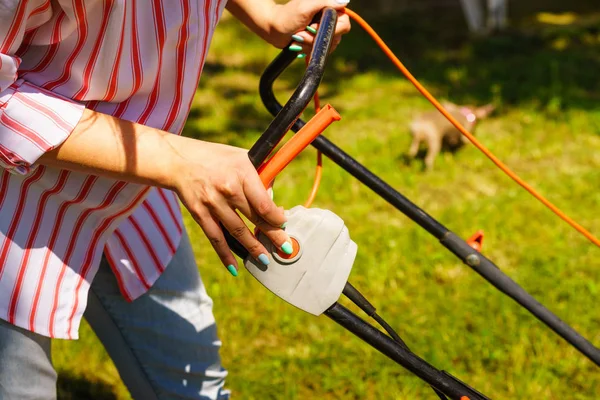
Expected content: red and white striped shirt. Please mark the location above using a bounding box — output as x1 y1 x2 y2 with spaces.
0 0 227 339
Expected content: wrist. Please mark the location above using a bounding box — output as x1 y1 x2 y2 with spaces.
266 4 285 46
157 133 187 192
227 0 285 48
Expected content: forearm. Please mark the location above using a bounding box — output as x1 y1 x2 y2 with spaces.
39 108 178 189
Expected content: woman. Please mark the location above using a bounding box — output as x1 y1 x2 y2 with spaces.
0 0 351 398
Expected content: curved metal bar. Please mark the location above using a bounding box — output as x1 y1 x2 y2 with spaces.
325 303 489 400
259 49 305 135
248 7 338 167
258 35 448 238
257 26 600 366
226 9 338 263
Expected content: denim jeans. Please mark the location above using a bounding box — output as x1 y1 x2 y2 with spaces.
0 229 230 400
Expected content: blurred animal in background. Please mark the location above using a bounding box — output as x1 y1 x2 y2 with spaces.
406 102 495 171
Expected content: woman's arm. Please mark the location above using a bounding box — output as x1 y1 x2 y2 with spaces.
39 108 291 274
226 0 351 50
40 109 175 189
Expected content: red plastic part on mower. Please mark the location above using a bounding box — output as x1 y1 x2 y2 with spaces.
467 230 485 252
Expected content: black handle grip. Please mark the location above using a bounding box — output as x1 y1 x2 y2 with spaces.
258 38 313 136
248 7 338 168
226 8 338 259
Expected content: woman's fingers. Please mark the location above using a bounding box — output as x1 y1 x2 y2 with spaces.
242 172 288 229
289 28 314 56
216 204 273 266
231 194 292 255
196 212 239 276
289 12 349 56
303 0 350 16
304 11 350 38
239 172 294 255
330 35 342 52
291 31 314 46
335 13 351 36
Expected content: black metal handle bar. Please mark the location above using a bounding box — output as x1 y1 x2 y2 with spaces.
223 8 338 260
257 30 600 367
247 7 338 167
325 302 488 400
248 9 488 398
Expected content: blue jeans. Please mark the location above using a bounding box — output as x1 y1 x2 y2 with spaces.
0 229 230 400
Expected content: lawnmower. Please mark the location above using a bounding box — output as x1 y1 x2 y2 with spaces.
222 8 599 399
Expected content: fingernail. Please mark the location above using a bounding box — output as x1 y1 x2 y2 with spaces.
289 45 303 52
306 26 317 35
281 241 293 255
335 0 350 4
291 34 304 43
226 264 238 277
258 254 270 266
281 222 288 229
297 53 306 59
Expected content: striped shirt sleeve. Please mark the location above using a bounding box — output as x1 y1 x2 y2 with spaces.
0 1 85 175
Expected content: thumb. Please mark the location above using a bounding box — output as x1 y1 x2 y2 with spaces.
330 0 350 8
305 0 350 15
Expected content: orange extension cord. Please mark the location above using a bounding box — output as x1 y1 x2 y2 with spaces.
304 8 599 248
304 86 323 208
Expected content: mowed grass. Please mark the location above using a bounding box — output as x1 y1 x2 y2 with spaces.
53 9 600 400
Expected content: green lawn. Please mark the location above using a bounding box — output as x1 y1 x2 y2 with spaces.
53 9 600 400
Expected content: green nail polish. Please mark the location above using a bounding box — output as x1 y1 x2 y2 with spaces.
291 34 304 43
306 26 317 34
281 222 288 229
297 53 306 59
281 241 293 255
226 264 238 277
289 45 303 52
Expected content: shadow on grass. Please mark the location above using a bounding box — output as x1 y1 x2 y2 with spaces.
57 372 118 400
330 8 600 111
335 0 600 112
187 4 600 145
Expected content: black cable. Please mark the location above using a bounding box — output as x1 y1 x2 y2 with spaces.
372 313 409 350
373 313 449 400
343 284 448 400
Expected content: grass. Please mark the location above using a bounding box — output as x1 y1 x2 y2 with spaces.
53 7 600 400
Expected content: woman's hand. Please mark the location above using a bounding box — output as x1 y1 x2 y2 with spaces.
268 0 352 53
165 135 291 275
40 108 290 277
227 0 351 56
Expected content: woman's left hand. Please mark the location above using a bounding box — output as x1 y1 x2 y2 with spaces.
267 0 352 55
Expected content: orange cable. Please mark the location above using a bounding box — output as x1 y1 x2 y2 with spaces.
305 63 323 208
305 151 322 208
344 8 600 248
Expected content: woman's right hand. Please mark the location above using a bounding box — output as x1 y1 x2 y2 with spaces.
164 134 292 275
39 108 285 275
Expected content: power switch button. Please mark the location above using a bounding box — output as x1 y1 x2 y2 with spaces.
273 236 303 265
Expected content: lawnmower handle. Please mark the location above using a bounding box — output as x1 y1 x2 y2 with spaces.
257 35 318 140
224 8 337 259
248 7 338 167
255 6 600 369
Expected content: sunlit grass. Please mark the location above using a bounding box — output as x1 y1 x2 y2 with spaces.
54 9 600 400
